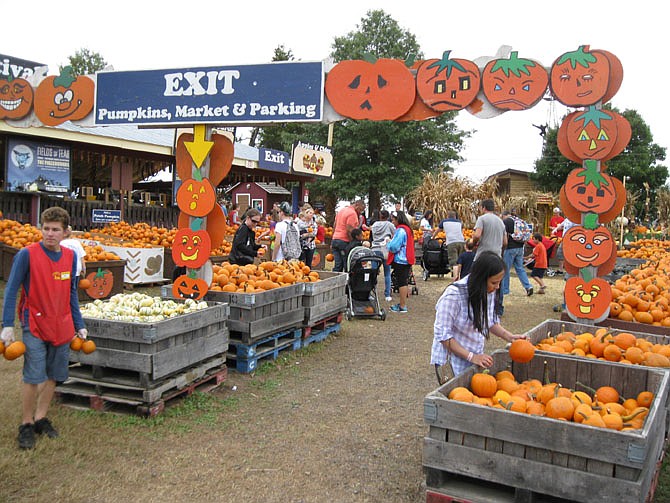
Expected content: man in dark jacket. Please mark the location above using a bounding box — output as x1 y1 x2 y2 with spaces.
229 208 264 265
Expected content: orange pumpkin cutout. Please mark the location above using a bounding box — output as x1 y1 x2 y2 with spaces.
172 228 212 268
415 51 481 112
84 268 114 299
560 165 626 225
34 66 94 126
564 107 629 161
481 51 548 111
562 220 617 275
178 203 226 250
325 58 415 120
176 132 234 185
173 273 208 300
0 77 34 119
557 117 582 164
563 161 619 215
175 177 216 217
395 60 444 122
599 50 624 105
550 46 612 107
565 277 611 322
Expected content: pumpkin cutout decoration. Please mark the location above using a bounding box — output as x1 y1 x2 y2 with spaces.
415 51 481 112
395 60 444 122
0 76 34 120
557 115 586 164
565 276 611 322
325 58 416 120
562 220 618 275
178 203 226 250
481 51 548 111
562 161 619 215
550 46 613 107
175 177 217 217
564 107 629 161
172 273 208 300
176 132 234 185
172 228 212 269
34 66 94 126
84 268 114 299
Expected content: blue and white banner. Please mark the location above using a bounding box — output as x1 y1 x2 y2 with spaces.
5 137 70 193
258 148 290 173
95 61 324 126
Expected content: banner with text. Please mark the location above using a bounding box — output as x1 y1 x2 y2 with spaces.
5 137 70 193
291 141 333 178
95 62 324 126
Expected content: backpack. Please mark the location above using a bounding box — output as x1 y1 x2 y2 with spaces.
280 221 302 260
510 216 532 243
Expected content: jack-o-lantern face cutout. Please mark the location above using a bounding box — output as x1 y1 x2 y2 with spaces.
563 222 617 272
415 51 481 112
481 51 548 111
172 273 208 300
0 77 34 119
172 228 212 268
565 277 611 322
325 58 415 120
563 161 618 214
550 46 611 107
34 66 94 126
175 177 216 217
564 107 629 161
85 268 114 299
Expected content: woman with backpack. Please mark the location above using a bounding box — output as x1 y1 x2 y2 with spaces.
272 202 302 262
501 209 534 298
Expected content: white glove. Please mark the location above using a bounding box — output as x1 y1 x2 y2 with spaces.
1 327 16 345
77 328 88 340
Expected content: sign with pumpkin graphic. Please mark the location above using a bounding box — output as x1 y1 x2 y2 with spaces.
0 76 34 120
481 51 548 111
83 268 115 299
565 276 611 323
33 66 94 126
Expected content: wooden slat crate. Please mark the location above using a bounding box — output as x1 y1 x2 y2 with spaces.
78 259 127 302
0 243 19 282
72 301 230 382
204 283 305 344
302 271 347 326
423 351 668 503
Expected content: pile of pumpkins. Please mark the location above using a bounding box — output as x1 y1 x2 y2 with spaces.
0 219 42 249
449 368 652 431
609 253 670 326
209 260 320 293
535 327 670 367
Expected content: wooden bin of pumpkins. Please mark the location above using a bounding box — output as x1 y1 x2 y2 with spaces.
77 244 126 302
424 349 668 503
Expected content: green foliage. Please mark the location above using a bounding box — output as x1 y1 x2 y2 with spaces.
63 48 107 77
531 106 668 220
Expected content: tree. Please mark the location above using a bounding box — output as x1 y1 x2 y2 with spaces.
64 48 107 76
257 10 469 216
530 106 667 220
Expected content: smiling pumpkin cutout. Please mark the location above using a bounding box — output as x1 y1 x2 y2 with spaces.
34 66 94 126
172 272 208 300
175 176 216 217
481 51 548 111
0 76 34 120
562 214 617 276
172 227 212 269
84 268 114 299
565 276 611 322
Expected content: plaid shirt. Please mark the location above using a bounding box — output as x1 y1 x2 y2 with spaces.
430 277 500 375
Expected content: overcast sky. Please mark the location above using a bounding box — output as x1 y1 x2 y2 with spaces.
3 0 667 181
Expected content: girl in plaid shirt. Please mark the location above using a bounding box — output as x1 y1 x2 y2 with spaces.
431 252 526 375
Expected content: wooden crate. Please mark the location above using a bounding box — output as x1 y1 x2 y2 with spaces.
204 283 305 344
0 243 19 282
78 259 127 302
423 351 668 503
72 301 230 382
302 271 347 326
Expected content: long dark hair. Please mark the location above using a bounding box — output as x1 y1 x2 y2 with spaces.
466 252 505 338
393 210 411 227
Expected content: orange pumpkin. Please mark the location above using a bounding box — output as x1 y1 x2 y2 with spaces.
550 46 613 107
481 51 548 111
509 339 535 363
325 58 415 120
3 341 26 360
175 177 217 217
34 66 94 126
470 370 497 398
0 76 34 120
416 51 480 112
172 273 208 300
565 277 611 322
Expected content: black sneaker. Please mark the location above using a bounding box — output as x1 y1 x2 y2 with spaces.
18 423 35 449
526 287 534 297
34 417 59 438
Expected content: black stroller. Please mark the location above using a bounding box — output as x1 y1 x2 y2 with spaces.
391 264 419 295
345 247 386 321
420 238 451 281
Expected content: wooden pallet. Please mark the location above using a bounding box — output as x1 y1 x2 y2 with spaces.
56 356 227 415
301 313 342 349
227 328 302 373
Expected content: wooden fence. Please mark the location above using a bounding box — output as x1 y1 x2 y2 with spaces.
0 192 179 229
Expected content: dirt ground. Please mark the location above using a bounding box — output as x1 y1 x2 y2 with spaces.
0 268 565 503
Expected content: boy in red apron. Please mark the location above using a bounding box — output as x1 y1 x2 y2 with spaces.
1 207 87 449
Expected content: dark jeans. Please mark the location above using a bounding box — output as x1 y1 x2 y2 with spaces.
301 247 315 268
331 239 349 272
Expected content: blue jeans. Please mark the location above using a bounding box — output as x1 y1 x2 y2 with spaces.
373 250 392 297
331 239 348 273
502 246 532 295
